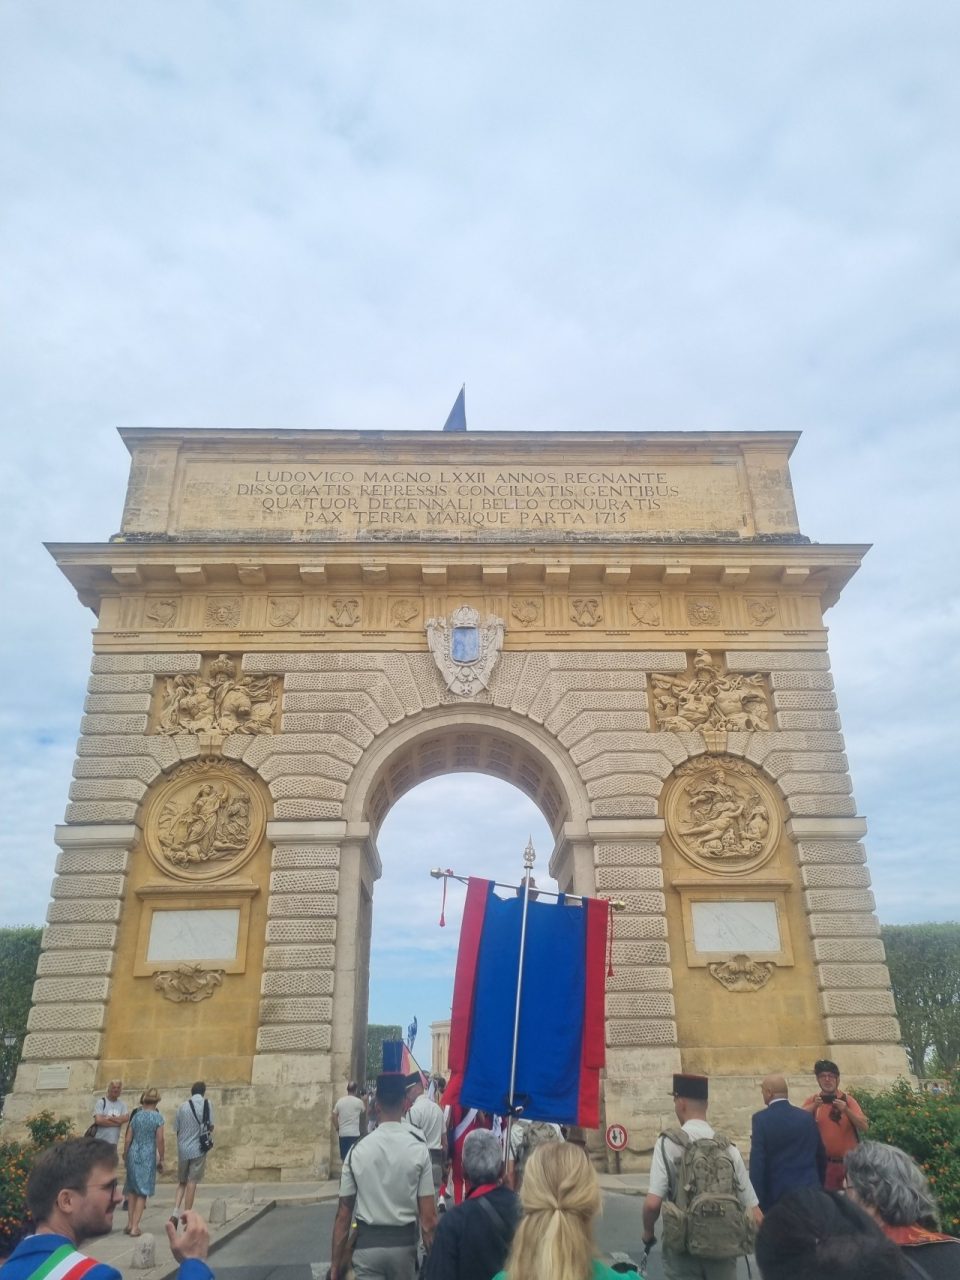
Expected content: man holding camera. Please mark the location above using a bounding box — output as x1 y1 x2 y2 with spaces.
801 1059 868 1191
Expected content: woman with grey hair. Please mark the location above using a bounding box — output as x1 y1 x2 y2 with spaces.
844 1140 960 1277
422 1129 520 1280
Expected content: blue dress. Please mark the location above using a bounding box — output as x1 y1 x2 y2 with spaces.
124 1107 164 1197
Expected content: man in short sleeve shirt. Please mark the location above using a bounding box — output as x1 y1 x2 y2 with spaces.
92 1079 128 1146
331 1072 436 1280
333 1081 366 1161
801 1059 868 1191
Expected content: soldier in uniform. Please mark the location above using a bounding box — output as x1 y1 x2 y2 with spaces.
331 1072 437 1280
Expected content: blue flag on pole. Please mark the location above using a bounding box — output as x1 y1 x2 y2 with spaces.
442 386 467 432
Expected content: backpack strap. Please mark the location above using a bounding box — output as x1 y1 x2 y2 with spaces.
476 1193 512 1246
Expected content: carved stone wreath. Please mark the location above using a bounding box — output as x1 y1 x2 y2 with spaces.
707 954 775 992
143 760 266 882
666 756 780 875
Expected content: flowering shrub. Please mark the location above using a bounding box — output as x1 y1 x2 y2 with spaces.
855 1078 960 1235
0 1111 74 1257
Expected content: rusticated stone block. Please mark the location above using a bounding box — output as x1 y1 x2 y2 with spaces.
269 869 338 895
73 755 161 785
812 938 886 963
28 1003 105 1031
607 992 676 1018
42 924 118 950
596 866 664 890
271 845 340 869
607 1019 677 1046
280 712 376 744
87 673 155 693
727 651 830 671
596 842 662 867
579 753 674 781
605 966 673 991
91 654 200 674
51 874 126 899
779 773 852 796
258 996 332 1023
824 1016 901 1043
745 731 845 763
245 653 385 673
256 1024 332 1052
55 848 129 875
265 919 336 945
267 894 337 918
609 916 669 940
32 977 111 1003
84 693 153 714
789 794 857 817
261 970 334 997
816 964 892 989
618 892 667 914
47 899 121 925
592 797 659 818
273 799 343 820
768 672 835 691
795 841 866 865
77 735 178 766
557 712 651 748
259 753 354 784
804 889 876 914
808 913 881 937
820 989 896 1016
68 779 146 803
263 944 336 969
585 774 663 801
268 776 347 802
36 950 115 976
557 651 681 670
759 752 849 778
240 733 365 770
612 941 671 966
22 1031 102 1059
777 712 842 732
64 801 140 824
800 865 872 889
772 690 838 711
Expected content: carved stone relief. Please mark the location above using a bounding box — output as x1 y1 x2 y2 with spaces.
746 597 778 627
330 598 361 628
205 596 243 628
570 597 602 627
426 604 505 697
145 597 179 629
686 596 721 625
666 756 780 875
511 599 541 627
389 599 419 627
268 597 301 628
143 760 267 882
154 964 224 1002
156 654 279 735
707 954 775 992
629 596 662 627
651 649 770 732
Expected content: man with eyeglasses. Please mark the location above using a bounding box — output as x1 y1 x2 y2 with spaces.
2 1136 213 1280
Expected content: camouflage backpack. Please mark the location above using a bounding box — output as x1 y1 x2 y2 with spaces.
658 1128 756 1259
515 1121 562 1180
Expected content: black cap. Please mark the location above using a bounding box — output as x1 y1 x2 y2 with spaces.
672 1073 709 1101
376 1073 407 1106
814 1059 840 1077
404 1072 424 1090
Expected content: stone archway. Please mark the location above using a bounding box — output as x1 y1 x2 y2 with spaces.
9 426 910 1178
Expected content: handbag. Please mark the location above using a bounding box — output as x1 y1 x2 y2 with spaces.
190 1099 214 1152
85 1096 107 1138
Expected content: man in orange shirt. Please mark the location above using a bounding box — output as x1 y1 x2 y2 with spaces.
801 1059 868 1191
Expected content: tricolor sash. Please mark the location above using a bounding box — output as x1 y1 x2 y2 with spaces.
24 1243 98 1280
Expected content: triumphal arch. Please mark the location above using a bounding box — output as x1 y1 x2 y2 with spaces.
8 427 909 1177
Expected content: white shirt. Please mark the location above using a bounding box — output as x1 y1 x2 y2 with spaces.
334 1094 365 1137
405 1094 445 1151
93 1095 128 1146
648 1118 758 1209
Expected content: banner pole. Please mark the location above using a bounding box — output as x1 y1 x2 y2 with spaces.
504 836 536 1177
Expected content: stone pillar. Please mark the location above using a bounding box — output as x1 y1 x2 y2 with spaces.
329 825 381 1102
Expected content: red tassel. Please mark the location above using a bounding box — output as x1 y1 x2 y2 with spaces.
606 901 615 977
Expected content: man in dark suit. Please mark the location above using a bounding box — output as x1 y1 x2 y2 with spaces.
750 1073 826 1211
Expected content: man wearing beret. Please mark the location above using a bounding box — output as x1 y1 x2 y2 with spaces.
331 1072 437 1280
642 1073 761 1280
800 1059 868 1191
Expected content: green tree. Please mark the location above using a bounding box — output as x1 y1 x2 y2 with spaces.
365 1024 402 1084
0 927 42 1104
882 923 960 1076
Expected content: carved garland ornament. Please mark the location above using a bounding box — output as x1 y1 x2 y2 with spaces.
651 649 770 733
143 760 267 882
707 954 775 992
666 756 780 875
426 605 505 697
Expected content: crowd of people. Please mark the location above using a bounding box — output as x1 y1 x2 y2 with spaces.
2 1060 958 1280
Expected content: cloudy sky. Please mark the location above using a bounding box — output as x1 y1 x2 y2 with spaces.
1 1 957 1042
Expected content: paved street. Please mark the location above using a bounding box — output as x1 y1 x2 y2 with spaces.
209 1199 755 1280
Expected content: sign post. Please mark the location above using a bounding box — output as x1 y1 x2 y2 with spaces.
605 1122 628 1175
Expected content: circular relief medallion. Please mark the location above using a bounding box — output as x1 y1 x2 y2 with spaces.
665 756 780 875
143 761 266 882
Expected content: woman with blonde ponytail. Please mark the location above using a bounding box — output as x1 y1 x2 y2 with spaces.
494 1142 622 1280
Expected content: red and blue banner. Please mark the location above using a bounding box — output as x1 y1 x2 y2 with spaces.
445 878 608 1128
